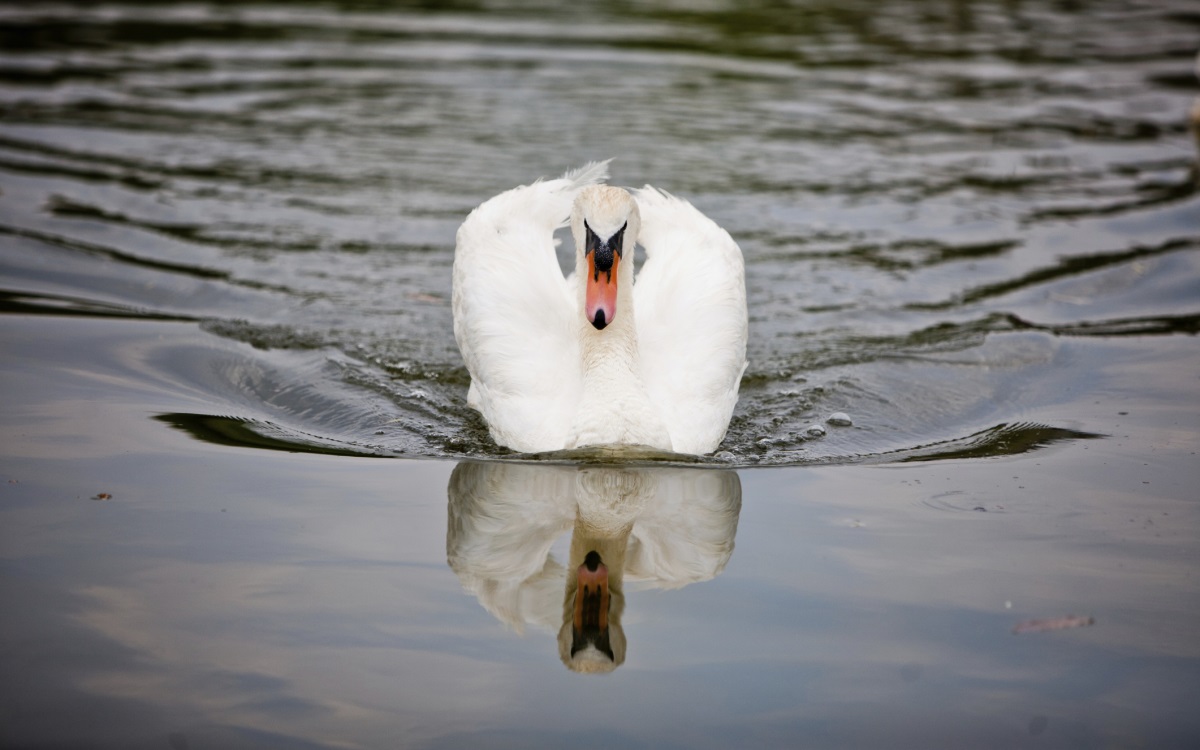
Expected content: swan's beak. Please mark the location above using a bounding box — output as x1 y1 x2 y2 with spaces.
571 551 613 660
585 250 619 330
584 222 624 330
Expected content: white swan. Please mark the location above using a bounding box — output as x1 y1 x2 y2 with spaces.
452 161 748 454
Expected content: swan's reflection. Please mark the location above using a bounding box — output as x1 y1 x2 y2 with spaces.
447 461 741 673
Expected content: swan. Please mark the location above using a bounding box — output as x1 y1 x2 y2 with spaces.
452 161 748 454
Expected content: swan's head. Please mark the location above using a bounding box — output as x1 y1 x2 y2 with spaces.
570 186 640 331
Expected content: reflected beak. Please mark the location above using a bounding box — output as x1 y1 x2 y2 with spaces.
571 551 613 660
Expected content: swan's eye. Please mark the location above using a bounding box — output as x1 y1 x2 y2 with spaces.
610 222 626 258
583 221 627 268
584 220 598 255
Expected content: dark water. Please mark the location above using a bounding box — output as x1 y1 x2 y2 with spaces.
2 0 1197 463
2 1 1200 747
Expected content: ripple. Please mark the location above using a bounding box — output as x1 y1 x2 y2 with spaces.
0 0 1194 465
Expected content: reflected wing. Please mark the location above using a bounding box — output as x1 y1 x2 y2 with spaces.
446 461 577 631
626 468 742 588
632 187 748 454
453 161 609 452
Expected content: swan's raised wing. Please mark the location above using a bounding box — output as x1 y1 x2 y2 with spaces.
632 187 747 455
453 161 609 452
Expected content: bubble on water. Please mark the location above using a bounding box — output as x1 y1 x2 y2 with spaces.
804 423 827 438
712 450 735 462
827 412 853 427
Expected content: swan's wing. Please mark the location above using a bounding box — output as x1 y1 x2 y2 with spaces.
632 187 748 454
453 161 609 452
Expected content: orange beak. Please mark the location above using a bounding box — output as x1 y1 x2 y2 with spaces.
585 250 619 330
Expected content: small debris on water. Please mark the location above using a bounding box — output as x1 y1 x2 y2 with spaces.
826 412 853 427
1012 614 1095 635
407 292 444 304
92 492 112 501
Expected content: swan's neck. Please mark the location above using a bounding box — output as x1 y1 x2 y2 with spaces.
570 311 672 450
580 313 640 385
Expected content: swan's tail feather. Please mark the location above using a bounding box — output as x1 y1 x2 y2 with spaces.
561 159 612 189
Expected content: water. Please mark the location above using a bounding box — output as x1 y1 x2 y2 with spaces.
1 1 1199 747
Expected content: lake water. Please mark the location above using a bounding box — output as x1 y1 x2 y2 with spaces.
2 1 1199 747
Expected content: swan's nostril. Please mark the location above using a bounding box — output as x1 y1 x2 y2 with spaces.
591 310 607 330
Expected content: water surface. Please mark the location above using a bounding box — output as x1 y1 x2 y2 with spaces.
2 0 1199 747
